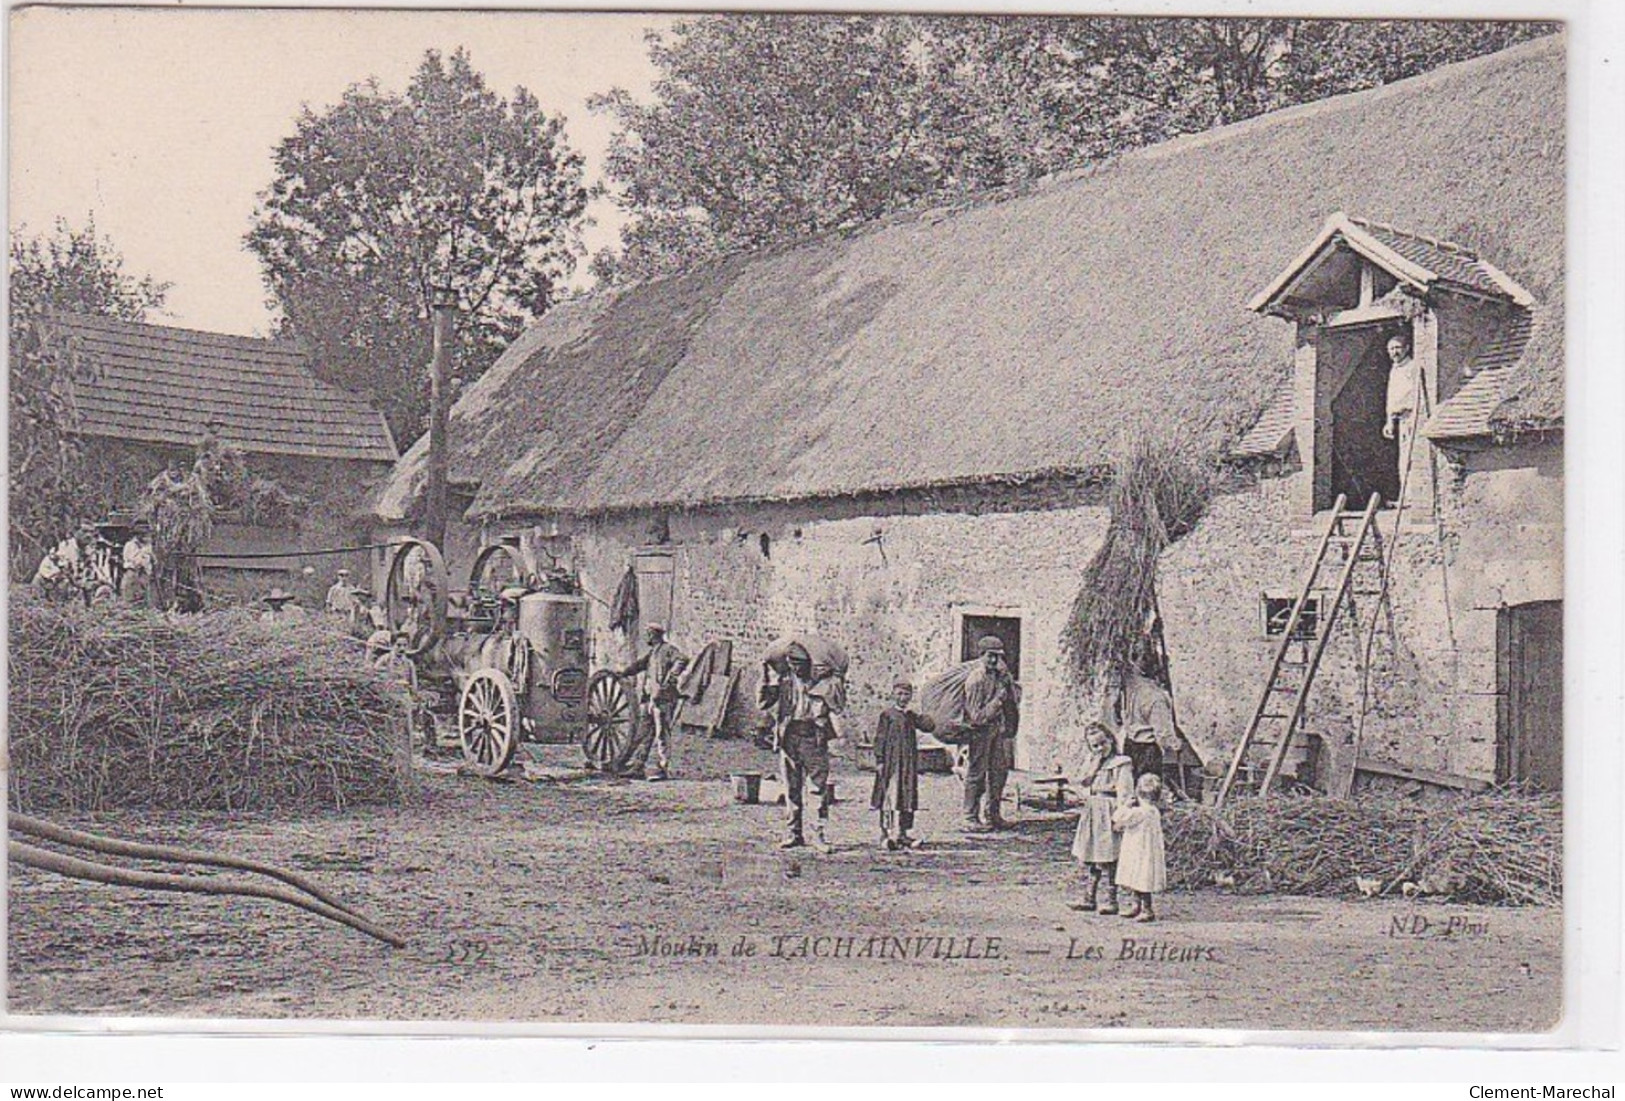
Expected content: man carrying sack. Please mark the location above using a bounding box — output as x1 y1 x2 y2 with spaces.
758 637 848 852
959 636 1021 831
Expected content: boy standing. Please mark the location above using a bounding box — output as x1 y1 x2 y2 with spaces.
870 677 937 850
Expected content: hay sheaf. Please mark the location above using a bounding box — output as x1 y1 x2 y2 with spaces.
1164 793 1560 906
7 592 416 813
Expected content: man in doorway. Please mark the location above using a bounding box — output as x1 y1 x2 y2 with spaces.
1383 330 1418 442
617 623 688 781
759 645 837 851
961 635 1021 831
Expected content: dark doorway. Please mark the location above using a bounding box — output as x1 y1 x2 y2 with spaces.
959 614 1021 681
1329 334 1402 509
1497 601 1563 792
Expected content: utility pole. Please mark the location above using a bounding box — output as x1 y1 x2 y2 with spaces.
424 286 457 553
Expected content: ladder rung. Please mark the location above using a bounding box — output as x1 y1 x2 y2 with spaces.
1259 712 1293 721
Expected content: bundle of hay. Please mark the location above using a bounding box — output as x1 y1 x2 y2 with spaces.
1062 437 1214 690
1164 792 1561 906
8 591 417 813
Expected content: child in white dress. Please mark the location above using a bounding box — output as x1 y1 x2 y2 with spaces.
1112 773 1168 922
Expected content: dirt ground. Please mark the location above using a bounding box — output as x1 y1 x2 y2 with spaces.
6 752 1562 1032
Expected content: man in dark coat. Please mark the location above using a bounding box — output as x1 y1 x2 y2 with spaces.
960 636 1021 831
870 677 936 850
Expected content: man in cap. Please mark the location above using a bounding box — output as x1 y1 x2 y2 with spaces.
758 644 838 851
960 635 1021 831
616 622 688 780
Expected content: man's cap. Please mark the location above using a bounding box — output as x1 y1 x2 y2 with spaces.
892 676 914 690
264 587 295 604
336 568 351 577
977 635 1006 654
645 622 666 635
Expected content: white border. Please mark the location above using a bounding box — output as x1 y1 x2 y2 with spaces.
3 0 1620 1081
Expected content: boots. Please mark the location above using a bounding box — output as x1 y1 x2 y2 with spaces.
1119 892 1142 919
1136 894 1157 923
1070 866 1101 912
812 821 832 853
1097 864 1120 915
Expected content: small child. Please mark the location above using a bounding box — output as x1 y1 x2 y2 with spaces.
1112 773 1168 922
870 677 937 851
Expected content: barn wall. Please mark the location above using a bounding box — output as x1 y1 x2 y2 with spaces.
527 486 1118 775
1160 434 1562 785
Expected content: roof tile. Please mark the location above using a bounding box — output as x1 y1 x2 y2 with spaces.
50 313 397 463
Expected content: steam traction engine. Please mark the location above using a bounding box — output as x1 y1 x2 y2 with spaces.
380 539 635 775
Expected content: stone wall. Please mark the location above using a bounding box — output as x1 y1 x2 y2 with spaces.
1160 436 1562 784
546 485 1117 775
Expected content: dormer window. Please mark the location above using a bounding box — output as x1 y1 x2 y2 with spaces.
1246 213 1537 516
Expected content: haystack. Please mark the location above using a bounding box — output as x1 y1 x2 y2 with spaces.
8 591 416 812
1164 792 1560 906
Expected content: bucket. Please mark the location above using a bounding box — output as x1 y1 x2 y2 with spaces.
730 772 763 804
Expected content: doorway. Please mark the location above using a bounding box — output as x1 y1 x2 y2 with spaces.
1497 600 1562 792
1327 331 1402 509
959 613 1022 680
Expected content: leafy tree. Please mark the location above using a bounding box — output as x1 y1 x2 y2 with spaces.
593 16 1558 282
248 47 592 441
8 216 170 572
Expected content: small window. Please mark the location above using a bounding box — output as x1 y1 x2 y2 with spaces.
1262 594 1322 640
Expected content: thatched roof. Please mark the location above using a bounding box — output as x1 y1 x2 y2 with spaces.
375 34 1563 523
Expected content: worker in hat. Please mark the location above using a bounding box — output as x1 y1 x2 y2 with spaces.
960 635 1022 831
758 644 838 851
325 566 362 624
260 586 307 624
615 622 688 780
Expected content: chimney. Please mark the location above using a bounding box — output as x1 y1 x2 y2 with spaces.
424 286 457 553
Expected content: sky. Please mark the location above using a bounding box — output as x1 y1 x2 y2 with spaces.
7 8 671 336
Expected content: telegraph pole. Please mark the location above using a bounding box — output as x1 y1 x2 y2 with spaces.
424 285 457 553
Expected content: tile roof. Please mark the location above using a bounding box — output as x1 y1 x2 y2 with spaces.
1347 218 1519 300
1425 308 1544 440
49 312 398 463
1232 385 1296 457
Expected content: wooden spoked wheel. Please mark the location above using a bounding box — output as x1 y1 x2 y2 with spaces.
383 539 448 657
583 670 635 771
459 667 519 775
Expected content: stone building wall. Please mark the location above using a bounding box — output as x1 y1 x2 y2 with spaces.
550 484 1117 775
1160 435 1562 785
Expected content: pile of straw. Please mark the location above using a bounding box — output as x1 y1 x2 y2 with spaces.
8 592 417 813
1062 438 1214 689
1164 792 1561 905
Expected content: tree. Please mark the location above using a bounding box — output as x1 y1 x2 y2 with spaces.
247 48 593 441
8 216 170 572
593 16 1558 283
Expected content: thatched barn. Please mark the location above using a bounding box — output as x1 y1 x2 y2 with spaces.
372 36 1563 790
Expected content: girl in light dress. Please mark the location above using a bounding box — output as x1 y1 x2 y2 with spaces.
1112 773 1169 923
1069 722 1136 914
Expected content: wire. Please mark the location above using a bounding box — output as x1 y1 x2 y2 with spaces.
173 540 406 561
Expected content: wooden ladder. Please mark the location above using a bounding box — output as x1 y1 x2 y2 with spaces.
1215 491 1383 808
